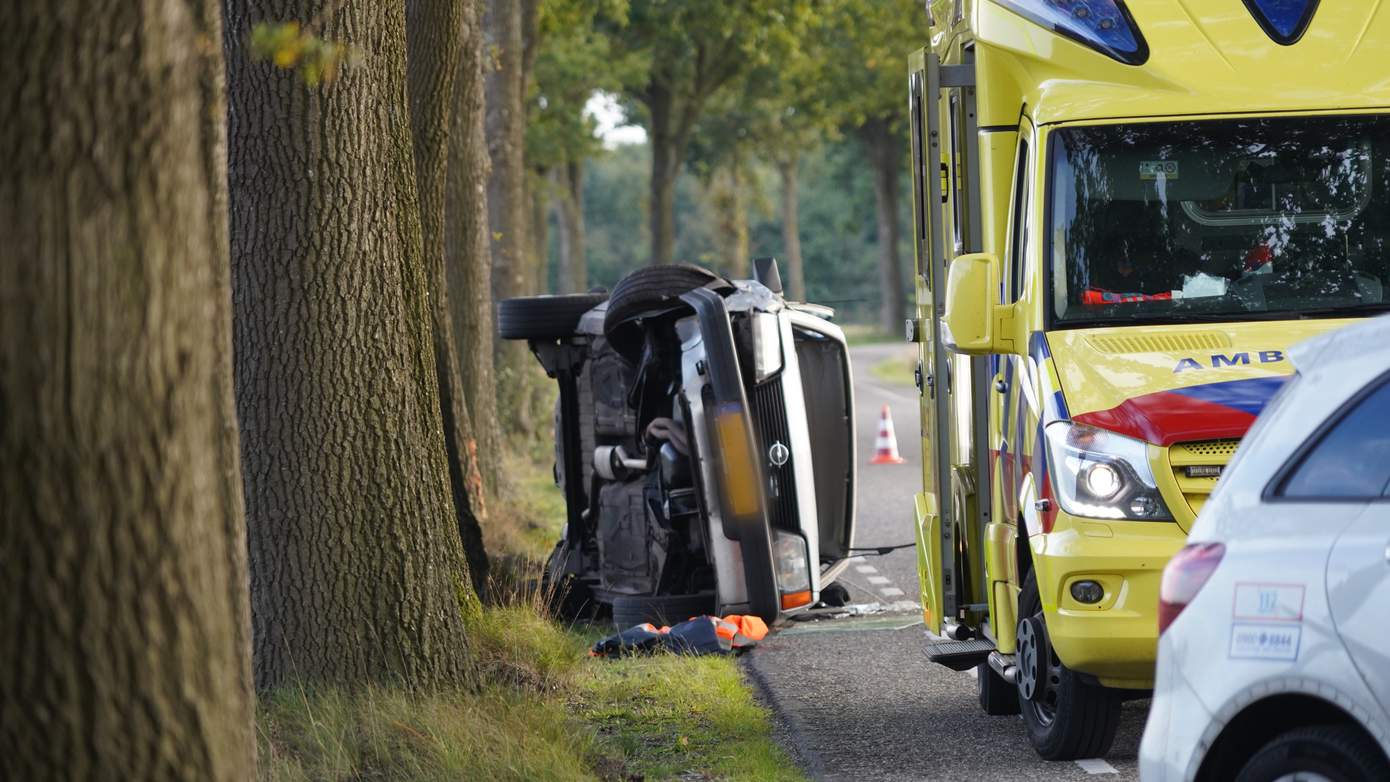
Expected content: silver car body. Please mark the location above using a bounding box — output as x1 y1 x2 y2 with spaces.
1140 316 1390 780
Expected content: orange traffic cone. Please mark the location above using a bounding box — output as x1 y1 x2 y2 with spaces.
871 404 907 464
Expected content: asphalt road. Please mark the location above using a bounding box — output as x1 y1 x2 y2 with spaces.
744 342 1148 782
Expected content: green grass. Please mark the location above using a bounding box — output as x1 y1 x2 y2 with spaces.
840 323 899 345
257 453 803 781
870 351 918 387
575 654 802 782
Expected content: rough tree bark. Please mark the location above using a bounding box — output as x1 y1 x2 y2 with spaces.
225 0 473 690
778 157 807 301
862 117 905 334
646 84 686 266
0 2 255 778
553 161 587 293
407 0 490 593
484 0 528 302
445 0 503 496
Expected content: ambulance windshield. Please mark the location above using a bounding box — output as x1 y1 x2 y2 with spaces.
1049 115 1390 326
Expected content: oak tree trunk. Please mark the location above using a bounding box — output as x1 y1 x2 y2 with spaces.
863 118 905 334
407 0 490 593
445 0 503 497
553 161 587 293
0 2 255 778
484 0 528 303
648 86 682 265
225 0 473 690
779 157 807 301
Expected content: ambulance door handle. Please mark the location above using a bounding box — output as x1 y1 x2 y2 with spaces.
995 379 1009 394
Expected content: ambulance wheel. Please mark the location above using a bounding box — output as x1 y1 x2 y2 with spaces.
1016 570 1120 760
611 592 716 629
1235 726 1390 782
978 660 1021 715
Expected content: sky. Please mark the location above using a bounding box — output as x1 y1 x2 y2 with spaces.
585 92 648 148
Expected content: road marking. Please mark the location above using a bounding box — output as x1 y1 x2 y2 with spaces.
848 556 866 563
1075 759 1117 775
879 587 905 597
855 565 878 574
867 575 891 585
966 667 978 679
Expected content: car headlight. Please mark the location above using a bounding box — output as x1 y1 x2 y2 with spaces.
1042 421 1173 521
773 531 812 610
750 312 783 383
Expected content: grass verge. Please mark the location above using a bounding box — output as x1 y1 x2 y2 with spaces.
257 456 802 781
869 350 918 387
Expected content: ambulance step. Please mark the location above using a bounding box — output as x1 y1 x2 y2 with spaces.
924 638 996 671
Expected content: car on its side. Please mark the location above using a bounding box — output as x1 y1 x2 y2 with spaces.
498 260 856 628
1140 316 1390 781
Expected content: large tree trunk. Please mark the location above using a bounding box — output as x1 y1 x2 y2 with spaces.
862 118 905 334
553 161 587 293
0 2 255 778
647 86 681 266
226 0 473 690
408 0 490 593
484 0 528 303
445 0 502 497
779 157 806 301
531 168 551 293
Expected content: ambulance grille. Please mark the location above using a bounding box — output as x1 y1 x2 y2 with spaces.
750 378 800 533
1167 439 1241 519
1087 332 1232 354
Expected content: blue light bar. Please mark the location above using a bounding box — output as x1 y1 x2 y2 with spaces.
992 0 1149 65
1243 0 1319 44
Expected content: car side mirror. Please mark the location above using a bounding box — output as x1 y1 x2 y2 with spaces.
942 252 1001 355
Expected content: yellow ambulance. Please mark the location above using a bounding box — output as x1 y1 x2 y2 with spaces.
908 0 1390 759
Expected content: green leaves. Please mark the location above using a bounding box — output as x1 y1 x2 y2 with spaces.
249 21 354 86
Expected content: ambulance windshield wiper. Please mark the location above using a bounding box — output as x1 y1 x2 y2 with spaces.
1293 302 1390 319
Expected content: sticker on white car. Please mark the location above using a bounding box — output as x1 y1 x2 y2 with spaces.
1233 582 1304 622
1229 622 1302 661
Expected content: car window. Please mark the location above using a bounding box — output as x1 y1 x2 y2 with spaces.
1279 378 1390 499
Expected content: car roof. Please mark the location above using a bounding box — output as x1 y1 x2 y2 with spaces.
1290 314 1390 377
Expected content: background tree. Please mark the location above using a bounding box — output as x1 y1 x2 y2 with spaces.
407 0 490 592
226 0 475 690
820 0 930 332
606 0 815 266
446 0 504 496
0 1 255 778
528 0 635 293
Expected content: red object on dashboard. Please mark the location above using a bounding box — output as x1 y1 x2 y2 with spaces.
1082 288 1174 305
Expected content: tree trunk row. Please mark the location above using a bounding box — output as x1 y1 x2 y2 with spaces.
1 1 255 777
862 117 905 334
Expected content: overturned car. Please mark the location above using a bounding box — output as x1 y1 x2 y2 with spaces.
499 260 856 626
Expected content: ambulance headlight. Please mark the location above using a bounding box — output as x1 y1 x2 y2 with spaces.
1043 422 1173 521
750 312 783 383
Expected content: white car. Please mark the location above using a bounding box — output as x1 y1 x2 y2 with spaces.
1141 316 1390 782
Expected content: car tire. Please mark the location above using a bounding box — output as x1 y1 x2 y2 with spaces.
1235 725 1390 782
603 264 733 359
497 293 607 341
978 660 1022 715
611 592 717 629
1017 570 1120 760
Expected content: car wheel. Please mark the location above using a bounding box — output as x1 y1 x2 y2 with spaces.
1236 725 1390 782
497 293 607 341
611 592 717 629
1016 570 1120 760
978 660 1021 715
602 264 733 360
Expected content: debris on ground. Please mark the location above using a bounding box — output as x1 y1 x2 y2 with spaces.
591 615 769 658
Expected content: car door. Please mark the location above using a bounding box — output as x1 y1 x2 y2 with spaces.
1297 376 1390 710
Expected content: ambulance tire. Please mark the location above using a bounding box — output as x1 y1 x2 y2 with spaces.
1235 725 1390 782
977 660 1021 715
611 592 716 629
1017 570 1120 760
497 293 607 341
